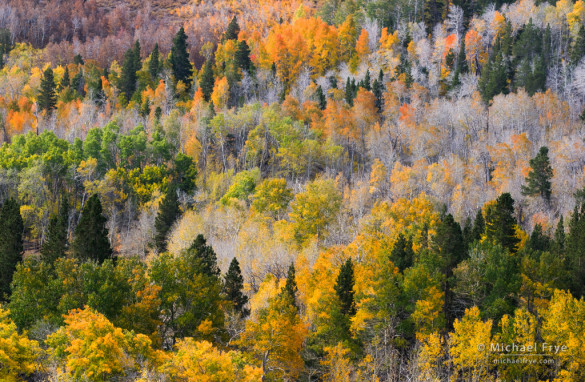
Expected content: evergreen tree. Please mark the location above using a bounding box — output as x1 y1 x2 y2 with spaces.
40 196 69 265
334 258 356 316
471 209 485 242
434 214 466 326
149 43 161 82
485 193 520 253
572 25 585 65
200 59 214 102
71 71 85 97
73 54 84 66
362 70 371 90
170 27 193 88
566 205 585 297
186 234 220 277
451 38 467 89
71 194 112 263
528 223 551 252
282 263 298 310
154 183 181 253
389 233 414 271
38 67 57 113
223 16 240 41
0 198 23 301
224 257 249 316
328 75 337 89
372 79 383 112
345 77 354 106
521 146 553 203
478 50 508 103
59 67 70 90
120 45 139 102
315 85 326 110
234 40 253 73
90 70 106 106
552 216 566 255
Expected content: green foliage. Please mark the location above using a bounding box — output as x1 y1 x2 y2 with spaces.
282 263 299 310
224 257 249 316
200 59 215 102
390 233 414 272
335 258 356 317
521 146 553 202
71 194 112 263
251 178 293 218
170 27 193 89
119 42 141 102
223 16 240 42
485 193 520 253
220 168 260 205
0 198 23 301
154 183 181 253
315 85 327 110
149 43 162 82
40 195 69 265
39 67 57 113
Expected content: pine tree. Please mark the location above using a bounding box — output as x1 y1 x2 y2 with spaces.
41 195 69 265
372 79 383 112
552 216 565 255
566 205 585 297
224 257 249 316
120 45 139 102
471 209 485 242
170 27 193 88
362 70 371 90
282 263 298 310
200 59 214 102
389 233 414 271
71 194 112 263
345 77 354 106
521 146 553 203
528 223 551 252
315 85 326 110
478 50 508 103
38 67 57 113
73 54 84 66
149 43 161 81
485 193 520 253
0 198 23 301
234 40 252 73
334 258 356 316
154 183 181 253
223 16 240 42
59 67 70 90
186 234 220 277
572 25 585 65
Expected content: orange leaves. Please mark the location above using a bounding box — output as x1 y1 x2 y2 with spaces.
464 29 486 73
211 76 229 109
0 307 40 379
355 29 370 61
379 28 400 51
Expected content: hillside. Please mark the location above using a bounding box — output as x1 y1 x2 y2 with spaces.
1 0 585 380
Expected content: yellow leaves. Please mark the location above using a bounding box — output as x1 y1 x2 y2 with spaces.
464 29 487 74
321 343 353 382
289 177 342 244
568 0 585 35
0 307 40 379
211 76 229 109
416 332 444 380
449 306 492 379
241 280 309 379
162 338 263 382
338 14 358 62
540 289 585 378
46 306 158 381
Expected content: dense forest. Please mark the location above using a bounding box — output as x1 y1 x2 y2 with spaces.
2 0 585 380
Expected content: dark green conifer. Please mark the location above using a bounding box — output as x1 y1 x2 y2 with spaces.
485 193 520 253
0 198 23 301
170 27 193 88
200 60 215 102
334 258 356 316
224 257 249 316
41 196 69 265
154 183 181 253
521 146 553 203
71 194 112 263
39 68 57 113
